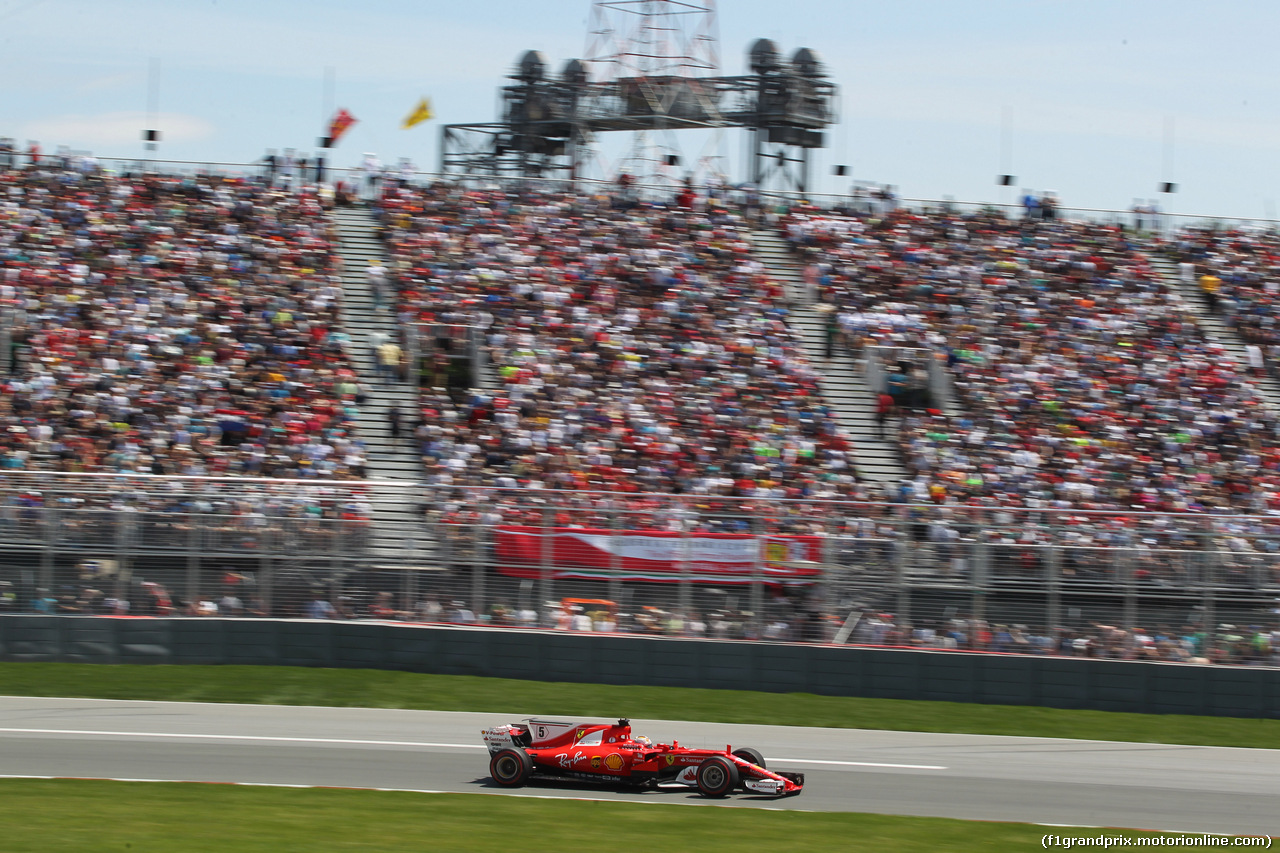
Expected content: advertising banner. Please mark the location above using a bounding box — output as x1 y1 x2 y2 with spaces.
492 526 823 584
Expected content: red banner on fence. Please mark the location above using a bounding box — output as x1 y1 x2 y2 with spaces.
492 526 823 584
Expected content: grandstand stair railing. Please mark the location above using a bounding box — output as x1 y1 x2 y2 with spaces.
332 204 437 569
751 228 908 484
1150 256 1280 411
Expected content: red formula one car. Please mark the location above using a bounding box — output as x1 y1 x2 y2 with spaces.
482 718 804 798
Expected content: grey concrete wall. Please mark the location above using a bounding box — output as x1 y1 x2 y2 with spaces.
2 615 1277 718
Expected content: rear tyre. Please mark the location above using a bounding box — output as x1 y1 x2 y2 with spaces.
696 756 740 798
731 747 766 769
490 747 533 788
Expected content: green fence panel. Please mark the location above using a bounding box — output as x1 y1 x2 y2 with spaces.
279 621 335 668
224 620 279 665
383 625 440 673
1205 668 1271 718
916 652 977 703
697 642 755 691
1090 661 1146 712
752 644 810 694
4 617 1280 719
589 636 648 686
438 628 494 677
643 640 701 688
806 646 863 696
115 620 172 664
334 623 389 669
62 618 119 664
863 649 918 699
171 620 226 665
975 657 1037 706
3 616 61 661
1036 657 1093 709
1148 666 1210 716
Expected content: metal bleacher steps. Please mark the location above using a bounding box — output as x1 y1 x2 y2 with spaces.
331 204 433 564
751 228 907 484
1150 256 1280 412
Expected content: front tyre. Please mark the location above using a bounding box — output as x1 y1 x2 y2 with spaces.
696 756 740 798
489 747 533 788
731 747 765 769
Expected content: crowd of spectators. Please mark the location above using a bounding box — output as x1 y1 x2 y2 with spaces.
0 157 369 484
13 568 1275 666
375 183 884 531
785 207 1280 577
1170 227 1280 369
7 149 1280 666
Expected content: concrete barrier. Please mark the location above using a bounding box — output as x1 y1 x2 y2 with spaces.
2 615 1277 718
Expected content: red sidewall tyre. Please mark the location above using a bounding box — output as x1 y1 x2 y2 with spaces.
696 756 740 798
490 747 532 787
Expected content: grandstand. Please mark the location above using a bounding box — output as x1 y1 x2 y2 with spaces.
1 150 1279 667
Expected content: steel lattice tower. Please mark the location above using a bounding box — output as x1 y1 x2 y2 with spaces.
440 0 835 193
585 0 721 185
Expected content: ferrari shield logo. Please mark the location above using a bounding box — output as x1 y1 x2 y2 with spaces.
664 755 675 766
765 540 789 562
577 729 586 739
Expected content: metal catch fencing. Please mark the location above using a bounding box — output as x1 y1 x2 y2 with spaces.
0 474 1278 665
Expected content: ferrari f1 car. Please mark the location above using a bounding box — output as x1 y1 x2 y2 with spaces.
482 718 804 798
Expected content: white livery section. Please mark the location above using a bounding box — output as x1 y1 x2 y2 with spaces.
743 778 785 795
524 719 579 746
482 725 520 754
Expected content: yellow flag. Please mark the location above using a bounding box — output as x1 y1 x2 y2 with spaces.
402 97 433 130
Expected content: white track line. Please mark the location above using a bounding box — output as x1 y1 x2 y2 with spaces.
0 728 485 749
0 728 947 770
772 758 947 770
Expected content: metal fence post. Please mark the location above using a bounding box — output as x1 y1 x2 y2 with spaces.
1123 547 1138 640
1202 521 1217 653
540 505 553 628
39 503 56 600
113 508 133 606
894 517 910 630
260 552 274 617
185 519 200 607
472 522 486 620
608 509 622 616
750 516 764 640
678 513 692 628
971 533 988 636
1047 541 1061 635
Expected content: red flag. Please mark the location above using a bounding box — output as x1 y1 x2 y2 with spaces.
327 108 357 147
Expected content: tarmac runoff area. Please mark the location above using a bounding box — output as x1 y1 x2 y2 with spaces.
0 697 1275 837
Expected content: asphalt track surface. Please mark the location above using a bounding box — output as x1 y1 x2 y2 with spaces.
0 697 1275 836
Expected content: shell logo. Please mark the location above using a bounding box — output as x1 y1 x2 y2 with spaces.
604 753 624 771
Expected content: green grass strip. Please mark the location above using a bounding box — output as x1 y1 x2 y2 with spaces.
0 779 1233 853
3 662 1280 748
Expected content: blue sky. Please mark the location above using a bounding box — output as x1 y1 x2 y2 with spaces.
2 0 1277 217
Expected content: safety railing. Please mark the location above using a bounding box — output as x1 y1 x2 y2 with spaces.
4 153 1279 231
2 488 1279 665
